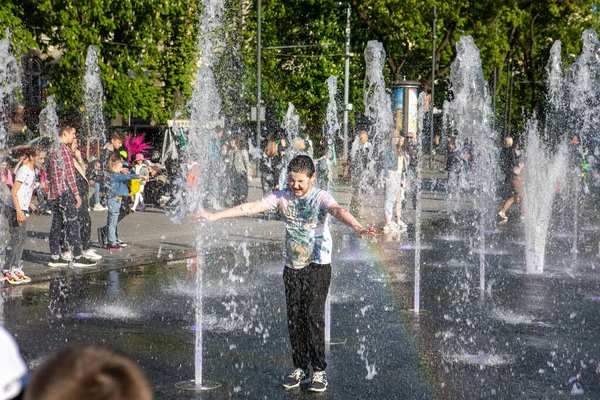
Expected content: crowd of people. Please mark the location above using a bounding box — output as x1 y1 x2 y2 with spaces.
0 126 175 285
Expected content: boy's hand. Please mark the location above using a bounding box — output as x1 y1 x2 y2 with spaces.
195 209 217 222
355 226 376 238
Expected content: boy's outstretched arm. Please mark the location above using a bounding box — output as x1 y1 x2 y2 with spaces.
328 204 376 238
196 200 270 222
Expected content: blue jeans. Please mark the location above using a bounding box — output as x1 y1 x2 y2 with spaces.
92 182 101 206
107 197 121 244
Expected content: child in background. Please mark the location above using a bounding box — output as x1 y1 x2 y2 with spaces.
1 159 14 189
101 154 138 250
197 155 376 393
131 154 149 212
2 147 38 284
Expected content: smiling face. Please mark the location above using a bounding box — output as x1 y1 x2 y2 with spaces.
287 171 315 198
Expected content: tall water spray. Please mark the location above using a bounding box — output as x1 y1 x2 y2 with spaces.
0 30 22 271
324 76 339 189
355 41 393 219
446 36 498 289
279 103 302 189
283 102 300 144
38 96 59 139
83 45 105 139
413 93 427 313
326 77 340 151
567 30 600 149
522 120 567 274
564 30 600 260
323 76 339 344
362 41 393 164
178 0 224 391
519 41 569 274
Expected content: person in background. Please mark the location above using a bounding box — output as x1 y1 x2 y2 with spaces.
304 133 314 157
61 138 102 262
403 132 419 210
498 136 519 200
216 143 231 207
34 151 51 215
88 158 106 211
196 155 376 393
382 131 408 232
1 159 14 190
314 140 332 191
131 154 149 212
229 135 250 206
100 154 139 250
23 345 153 400
46 124 96 268
260 139 281 196
349 131 373 216
100 131 127 206
292 137 307 152
2 147 37 284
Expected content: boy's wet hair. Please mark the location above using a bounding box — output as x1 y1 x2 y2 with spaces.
287 155 315 177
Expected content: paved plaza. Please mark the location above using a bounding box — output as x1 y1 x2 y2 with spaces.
4 165 600 399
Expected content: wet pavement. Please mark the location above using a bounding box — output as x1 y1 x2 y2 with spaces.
5 167 600 399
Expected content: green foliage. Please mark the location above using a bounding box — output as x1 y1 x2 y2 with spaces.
3 0 600 139
1 0 198 125
237 0 600 140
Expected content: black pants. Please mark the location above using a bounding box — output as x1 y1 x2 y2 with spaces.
283 263 331 372
50 191 81 257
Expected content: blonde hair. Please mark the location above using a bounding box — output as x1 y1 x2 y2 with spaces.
265 140 278 156
292 137 306 151
107 154 123 173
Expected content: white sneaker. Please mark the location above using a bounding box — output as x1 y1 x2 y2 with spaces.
61 251 73 261
82 249 103 261
397 220 408 230
93 204 106 211
498 211 508 221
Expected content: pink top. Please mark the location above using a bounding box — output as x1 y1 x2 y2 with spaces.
1 169 13 186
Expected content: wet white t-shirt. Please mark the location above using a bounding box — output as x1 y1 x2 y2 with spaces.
262 188 338 269
6 165 36 211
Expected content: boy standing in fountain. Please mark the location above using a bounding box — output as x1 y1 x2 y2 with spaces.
197 155 375 393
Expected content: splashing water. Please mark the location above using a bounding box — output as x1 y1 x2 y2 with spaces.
446 36 498 205
38 96 59 139
320 76 339 191
445 36 498 288
278 103 304 189
83 45 106 139
185 0 225 389
362 41 393 183
522 119 567 273
0 30 22 270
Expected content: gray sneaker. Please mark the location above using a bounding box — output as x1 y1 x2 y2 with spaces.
72 257 97 268
308 370 328 392
282 368 307 389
